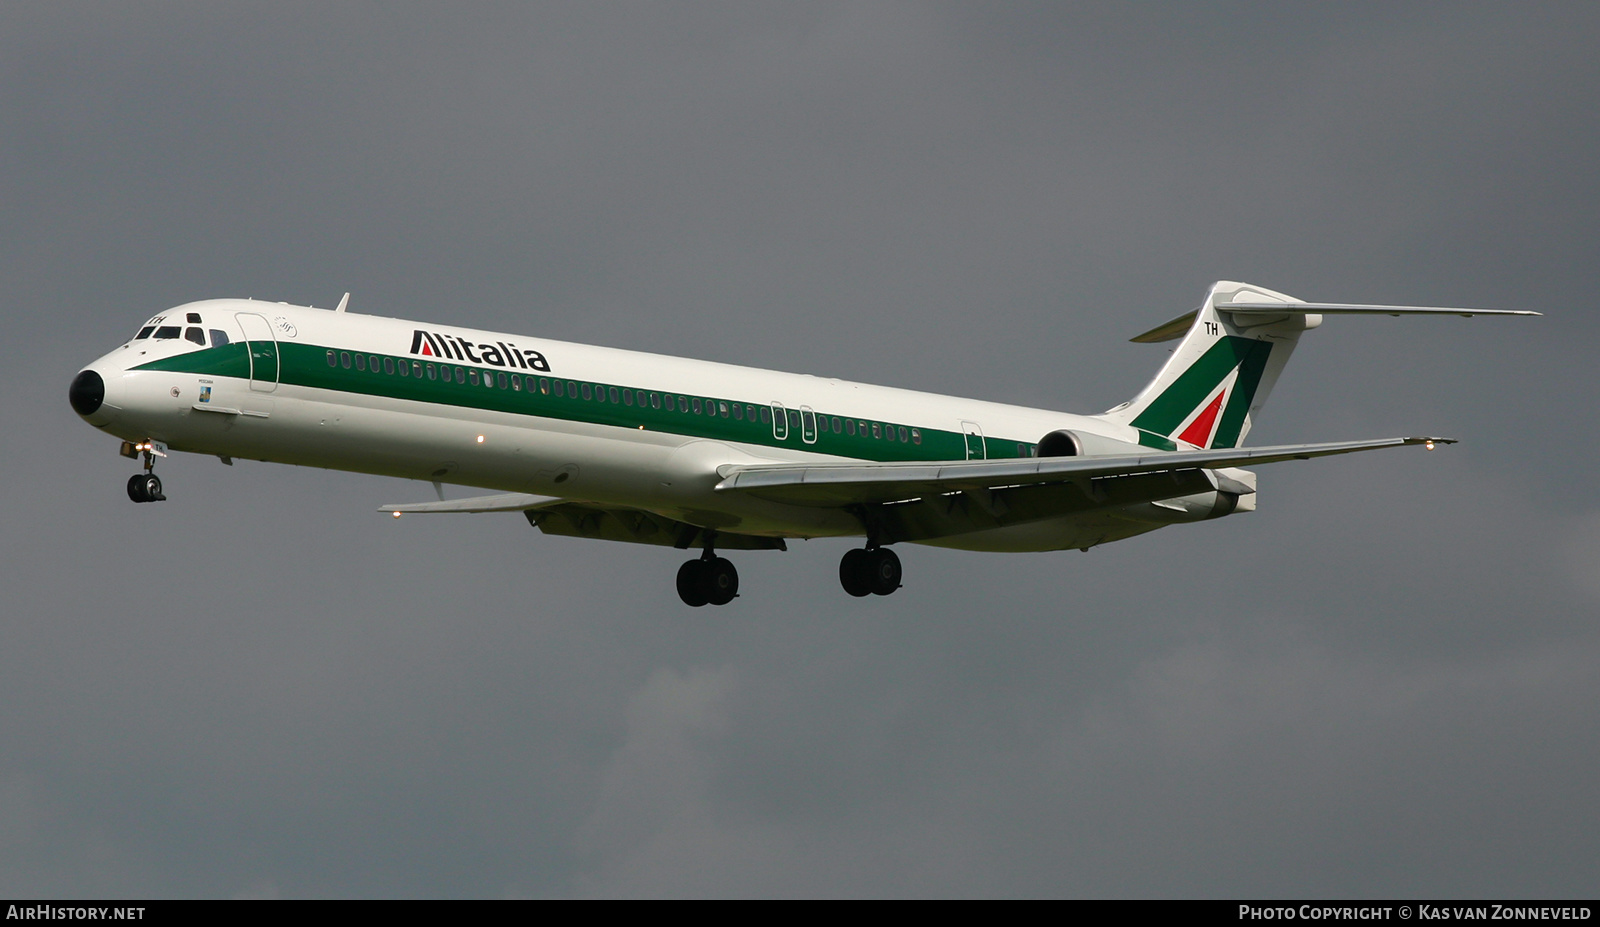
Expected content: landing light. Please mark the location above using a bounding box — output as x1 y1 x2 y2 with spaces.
392 511 402 518
1425 440 1435 451
476 434 486 444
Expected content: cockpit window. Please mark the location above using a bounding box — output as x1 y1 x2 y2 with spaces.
209 330 229 348
135 327 155 340
186 312 202 324
184 327 206 346
154 326 181 340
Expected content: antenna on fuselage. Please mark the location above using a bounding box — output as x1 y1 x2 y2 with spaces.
334 292 350 313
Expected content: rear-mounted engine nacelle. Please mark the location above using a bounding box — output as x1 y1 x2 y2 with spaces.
1036 429 1146 458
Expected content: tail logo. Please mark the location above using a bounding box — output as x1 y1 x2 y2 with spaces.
1131 336 1272 449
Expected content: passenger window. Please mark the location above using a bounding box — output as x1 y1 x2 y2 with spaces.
469 369 479 385
154 326 181 339
788 410 800 428
209 330 229 348
511 375 521 391
135 327 155 340
872 423 881 439
539 378 550 394
623 389 633 406
732 403 743 420
496 372 507 388
426 364 436 380
845 419 856 436
369 355 379 371
609 387 619 403
663 394 674 411
815 415 826 433
719 401 729 418
551 379 563 397
566 381 577 397
911 428 922 445
341 352 352 368
692 398 702 414
385 358 396 375
355 355 366 371
831 416 842 433
898 426 908 443
581 383 592 400
678 396 688 411
651 393 661 409
759 406 771 424
399 361 409 377
454 367 465 384
326 350 337 367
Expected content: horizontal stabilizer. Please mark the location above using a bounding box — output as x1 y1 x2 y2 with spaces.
1217 301 1541 318
380 492 560 514
1130 310 1199 344
715 436 1453 506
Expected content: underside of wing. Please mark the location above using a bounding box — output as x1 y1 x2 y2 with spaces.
525 503 787 551
379 492 786 550
713 436 1446 550
379 492 561 514
714 436 1445 506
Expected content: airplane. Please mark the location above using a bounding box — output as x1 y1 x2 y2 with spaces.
68 281 1536 606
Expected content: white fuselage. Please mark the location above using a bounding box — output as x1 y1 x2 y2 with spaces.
74 299 1195 551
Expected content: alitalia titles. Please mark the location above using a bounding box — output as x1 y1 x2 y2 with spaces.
410 330 550 372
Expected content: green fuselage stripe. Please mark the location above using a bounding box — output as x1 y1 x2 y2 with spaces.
136 342 1042 463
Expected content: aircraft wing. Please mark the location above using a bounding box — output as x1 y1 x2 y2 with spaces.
378 493 786 551
379 492 561 514
714 436 1449 506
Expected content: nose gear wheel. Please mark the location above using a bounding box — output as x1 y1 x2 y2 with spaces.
127 473 164 503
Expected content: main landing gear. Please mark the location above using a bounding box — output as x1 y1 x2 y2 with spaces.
123 441 167 503
677 550 739 607
672 536 903 606
839 546 902 598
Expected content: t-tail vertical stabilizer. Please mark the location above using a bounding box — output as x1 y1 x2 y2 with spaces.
1099 281 1319 450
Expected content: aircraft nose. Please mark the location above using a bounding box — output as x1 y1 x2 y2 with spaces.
69 369 105 417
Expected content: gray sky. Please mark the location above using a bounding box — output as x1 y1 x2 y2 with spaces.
5 2 1598 897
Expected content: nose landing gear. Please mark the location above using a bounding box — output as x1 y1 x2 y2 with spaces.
123 440 167 503
839 546 902 597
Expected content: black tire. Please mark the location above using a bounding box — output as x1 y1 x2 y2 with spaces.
143 474 164 501
676 560 710 607
127 473 149 503
705 557 739 606
839 548 871 597
867 547 902 596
